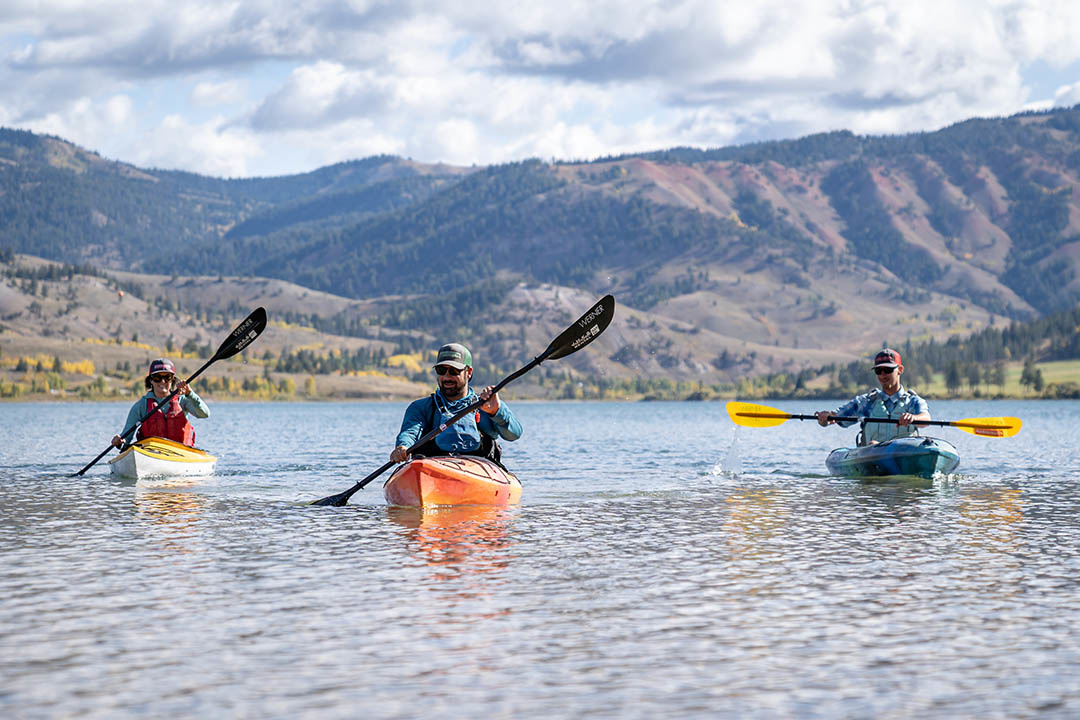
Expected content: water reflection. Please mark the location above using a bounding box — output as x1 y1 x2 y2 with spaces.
386 505 516 579
959 486 1025 552
723 488 787 557
124 477 208 552
841 476 938 523
5 401 1079 719
385 506 517 637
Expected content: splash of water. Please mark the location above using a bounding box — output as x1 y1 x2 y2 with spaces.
712 426 742 476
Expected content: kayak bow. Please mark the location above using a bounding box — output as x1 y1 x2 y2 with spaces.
384 456 522 507
108 436 217 479
825 436 959 479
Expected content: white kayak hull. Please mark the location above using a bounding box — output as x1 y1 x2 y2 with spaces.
109 437 217 479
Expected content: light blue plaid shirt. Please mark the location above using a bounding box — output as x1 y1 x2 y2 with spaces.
832 386 928 427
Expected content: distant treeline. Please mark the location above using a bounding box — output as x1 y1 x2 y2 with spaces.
274 346 392 375
758 302 1080 397
4 257 108 283
224 175 449 240
374 280 519 330
2 255 152 305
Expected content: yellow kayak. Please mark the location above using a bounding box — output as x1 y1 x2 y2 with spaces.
108 436 217 480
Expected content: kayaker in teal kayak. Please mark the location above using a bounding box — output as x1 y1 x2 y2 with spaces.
111 358 210 450
390 343 522 465
814 348 930 446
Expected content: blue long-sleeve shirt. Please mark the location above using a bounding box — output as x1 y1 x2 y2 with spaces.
395 388 522 454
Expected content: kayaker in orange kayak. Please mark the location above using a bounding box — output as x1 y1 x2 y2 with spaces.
390 343 522 465
813 348 931 446
111 358 210 450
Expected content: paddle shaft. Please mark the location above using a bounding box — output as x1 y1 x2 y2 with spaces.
736 410 997 431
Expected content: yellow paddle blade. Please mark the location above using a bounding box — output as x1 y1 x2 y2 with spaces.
950 417 1022 438
726 401 792 428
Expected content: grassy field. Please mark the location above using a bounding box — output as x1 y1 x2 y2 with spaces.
914 359 1080 399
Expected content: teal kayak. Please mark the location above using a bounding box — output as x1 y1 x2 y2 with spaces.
826 436 959 479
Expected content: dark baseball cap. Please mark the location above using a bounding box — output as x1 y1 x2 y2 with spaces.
433 343 472 370
147 358 176 376
873 349 901 369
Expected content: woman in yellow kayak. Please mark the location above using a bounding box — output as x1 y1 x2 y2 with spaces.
814 348 931 446
111 358 210 450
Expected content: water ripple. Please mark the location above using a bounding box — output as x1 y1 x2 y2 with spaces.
3 400 1080 717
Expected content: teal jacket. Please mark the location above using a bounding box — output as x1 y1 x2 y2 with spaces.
395 389 522 454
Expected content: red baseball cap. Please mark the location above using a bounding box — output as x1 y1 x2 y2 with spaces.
873 349 901 369
148 358 176 376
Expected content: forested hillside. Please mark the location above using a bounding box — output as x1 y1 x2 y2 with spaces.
4 107 1080 383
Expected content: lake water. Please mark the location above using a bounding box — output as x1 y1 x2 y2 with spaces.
2 399 1079 718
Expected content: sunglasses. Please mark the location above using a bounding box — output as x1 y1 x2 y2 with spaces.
435 366 466 377
150 374 175 383
873 367 896 375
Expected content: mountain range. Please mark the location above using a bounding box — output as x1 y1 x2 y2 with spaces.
3 105 1080 383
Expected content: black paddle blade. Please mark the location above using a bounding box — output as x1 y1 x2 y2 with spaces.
309 461 395 506
544 295 615 360
213 307 267 361
309 490 352 507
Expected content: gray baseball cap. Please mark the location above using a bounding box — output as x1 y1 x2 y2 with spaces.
433 343 472 369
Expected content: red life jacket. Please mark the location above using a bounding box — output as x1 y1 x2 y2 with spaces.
138 395 196 446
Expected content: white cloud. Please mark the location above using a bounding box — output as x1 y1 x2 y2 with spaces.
249 61 398 131
3 0 1080 175
1000 0 1080 66
190 80 245 107
432 118 481 161
245 121 406 175
136 114 263 177
1055 81 1080 108
26 94 138 155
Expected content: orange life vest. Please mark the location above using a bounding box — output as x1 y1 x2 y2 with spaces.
138 395 196 446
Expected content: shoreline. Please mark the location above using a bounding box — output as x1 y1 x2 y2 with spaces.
2 392 1067 404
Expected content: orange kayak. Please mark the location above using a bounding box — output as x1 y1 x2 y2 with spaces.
383 456 522 507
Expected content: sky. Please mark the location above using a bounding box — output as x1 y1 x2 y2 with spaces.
3 0 1080 179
